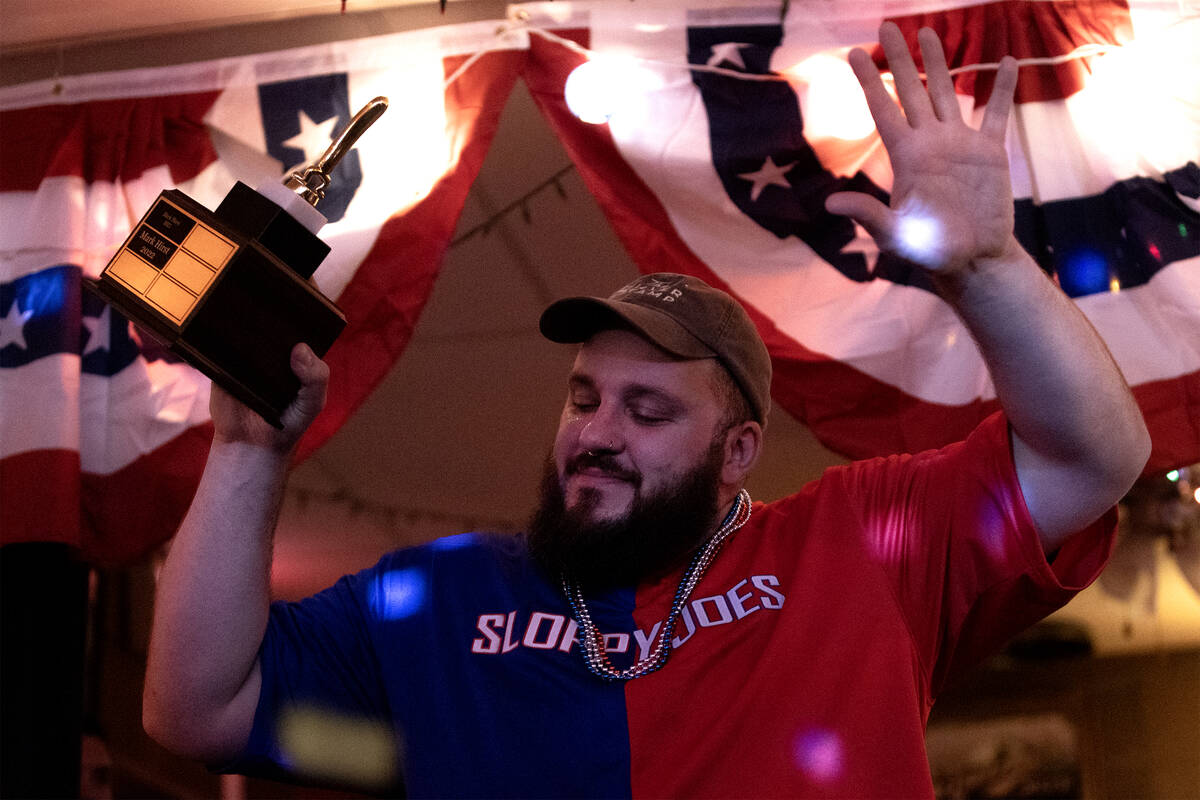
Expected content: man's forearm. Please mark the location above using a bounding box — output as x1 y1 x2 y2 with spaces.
142 440 288 760
933 238 1150 546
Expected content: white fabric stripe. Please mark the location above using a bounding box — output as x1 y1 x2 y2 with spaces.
0 356 81 458
1014 27 1200 203
0 21 528 111
1078 254 1200 387
0 169 198 283
0 353 210 473
78 358 211 475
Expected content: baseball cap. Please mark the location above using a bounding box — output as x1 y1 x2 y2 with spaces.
539 273 772 423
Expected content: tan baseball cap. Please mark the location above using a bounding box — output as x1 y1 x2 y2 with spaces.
539 273 772 423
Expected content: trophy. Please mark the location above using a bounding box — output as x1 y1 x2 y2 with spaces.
87 97 388 428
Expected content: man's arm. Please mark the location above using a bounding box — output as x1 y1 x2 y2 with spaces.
142 344 329 762
826 24 1150 552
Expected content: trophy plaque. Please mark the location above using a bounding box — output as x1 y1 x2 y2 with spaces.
87 98 388 428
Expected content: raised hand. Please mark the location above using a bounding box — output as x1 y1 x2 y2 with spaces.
210 342 329 454
826 22 1021 276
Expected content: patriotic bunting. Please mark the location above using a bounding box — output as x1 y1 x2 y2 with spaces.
515 0 1200 470
0 22 526 563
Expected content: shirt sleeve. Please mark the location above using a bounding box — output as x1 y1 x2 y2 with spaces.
841 411 1117 699
215 549 416 791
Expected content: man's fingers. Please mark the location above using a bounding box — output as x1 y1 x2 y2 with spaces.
290 343 326 382
846 47 906 150
981 55 1019 140
879 22 934 127
285 343 329 429
917 28 961 123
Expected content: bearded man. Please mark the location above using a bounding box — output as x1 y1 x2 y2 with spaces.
142 24 1149 798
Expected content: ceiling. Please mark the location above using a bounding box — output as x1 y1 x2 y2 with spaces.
3 0 1197 656
0 0 431 51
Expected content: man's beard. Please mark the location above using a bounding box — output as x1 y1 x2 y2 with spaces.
525 441 725 590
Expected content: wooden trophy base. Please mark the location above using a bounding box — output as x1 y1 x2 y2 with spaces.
87 185 345 428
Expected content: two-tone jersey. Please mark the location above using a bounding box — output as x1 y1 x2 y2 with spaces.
226 414 1115 798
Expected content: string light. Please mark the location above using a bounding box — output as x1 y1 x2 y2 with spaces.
564 55 666 126
1073 16 1200 172
450 164 575 246
564 57 634 124
286 485 519 534
1059 249 1111 297
784 51 877 141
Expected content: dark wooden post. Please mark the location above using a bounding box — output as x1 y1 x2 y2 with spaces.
1 543 89 799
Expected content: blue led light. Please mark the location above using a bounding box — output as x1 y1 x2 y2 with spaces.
432 532 478 551
18 269 70 318
1058 250 1110 297
368 568 427 621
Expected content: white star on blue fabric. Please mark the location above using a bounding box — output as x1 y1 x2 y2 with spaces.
707 42 749 70
737 156 795 202
82 305 112 356
282 110 340 170
0 299 33 351
840 222 880 274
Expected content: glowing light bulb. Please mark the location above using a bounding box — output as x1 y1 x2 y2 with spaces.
1077 20 1200 176
1193 486 1199 504
1167 469 1180 482
786 52 877 140
565 57 646 125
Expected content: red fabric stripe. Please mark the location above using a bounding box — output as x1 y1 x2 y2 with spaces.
1 449 82 545
1 425 213 564
0 92 221 191
294 50 525 463
1132 368 1200 475
880 0 1134 106
78 422 213 566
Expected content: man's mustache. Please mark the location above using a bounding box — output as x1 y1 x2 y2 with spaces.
566 451 641 485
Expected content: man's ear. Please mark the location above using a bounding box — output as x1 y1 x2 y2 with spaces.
721 420 763 487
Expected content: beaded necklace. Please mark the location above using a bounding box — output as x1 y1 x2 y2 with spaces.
561 489 752 681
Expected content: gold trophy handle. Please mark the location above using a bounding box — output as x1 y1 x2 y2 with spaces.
284 96 389 207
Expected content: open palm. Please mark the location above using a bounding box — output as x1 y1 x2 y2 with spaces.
827 24 1020 275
